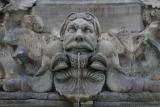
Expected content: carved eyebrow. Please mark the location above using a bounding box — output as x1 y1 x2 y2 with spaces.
68 23 78 27
67 23 93 30
81 24 93 29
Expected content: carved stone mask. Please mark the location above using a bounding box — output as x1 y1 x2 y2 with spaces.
60 12 101 54
52 13 105 101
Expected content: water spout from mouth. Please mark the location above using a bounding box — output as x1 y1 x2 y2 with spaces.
77 52 81 107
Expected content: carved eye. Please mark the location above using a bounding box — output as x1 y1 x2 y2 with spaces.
67 26 77 33
83 27 92 33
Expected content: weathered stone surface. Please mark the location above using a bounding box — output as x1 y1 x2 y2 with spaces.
37 0 141 4
2 92 160 107
0 100 71 107
32 0 143 33
0 92 65 100
1 0 160 106
0 56 20 83
94 91 160 107
95 92 160 102
0 92 71 107
94 102 160 107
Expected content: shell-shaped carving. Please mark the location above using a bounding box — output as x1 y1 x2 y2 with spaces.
54 68 105 100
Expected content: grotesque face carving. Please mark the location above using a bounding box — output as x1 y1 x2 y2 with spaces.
63 18 98 54
60 12 101 55
53 13 105 101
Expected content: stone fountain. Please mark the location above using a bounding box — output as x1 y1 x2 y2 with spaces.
0 0 160 107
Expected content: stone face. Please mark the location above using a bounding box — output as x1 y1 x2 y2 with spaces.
32 0 143 33
52 13 107 101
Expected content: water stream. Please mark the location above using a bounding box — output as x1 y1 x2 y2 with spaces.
130 52 136 73
77 52 81 107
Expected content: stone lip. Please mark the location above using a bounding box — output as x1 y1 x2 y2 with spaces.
36 0 142 5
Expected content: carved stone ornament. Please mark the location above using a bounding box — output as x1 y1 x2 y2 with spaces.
1 7 160 107
52 13 107 100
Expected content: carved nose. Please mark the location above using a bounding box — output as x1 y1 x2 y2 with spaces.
75 29 84 42
75 36 83 42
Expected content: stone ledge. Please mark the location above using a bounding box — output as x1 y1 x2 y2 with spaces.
94 101 160 107
1 92 160 107
36 0 142 5
0 92 64 100
0 99 71 107
0 92 72 107
1 91 160 101
94 91 160 107
95 91 160 102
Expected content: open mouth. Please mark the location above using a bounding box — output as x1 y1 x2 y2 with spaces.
66 47 93 53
